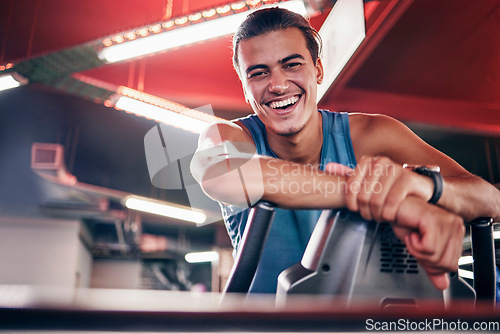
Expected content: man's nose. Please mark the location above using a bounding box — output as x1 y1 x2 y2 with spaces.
268 70 289 93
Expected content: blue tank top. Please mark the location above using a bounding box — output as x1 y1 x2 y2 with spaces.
220 110 357 293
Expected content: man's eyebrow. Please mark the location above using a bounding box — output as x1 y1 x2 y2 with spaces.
279 54 305 64
245 64 268 75
245 54 306 75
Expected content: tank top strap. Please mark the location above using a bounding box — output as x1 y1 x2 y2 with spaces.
239 115 277 158
319 110 357 169
224 110 357 293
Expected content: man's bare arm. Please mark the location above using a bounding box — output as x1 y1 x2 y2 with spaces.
190 121 347 209
348 113 500 222
191 119 466 290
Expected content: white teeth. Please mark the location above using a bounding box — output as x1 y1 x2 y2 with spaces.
269 96 299 109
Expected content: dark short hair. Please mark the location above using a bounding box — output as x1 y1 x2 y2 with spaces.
232 7 322 75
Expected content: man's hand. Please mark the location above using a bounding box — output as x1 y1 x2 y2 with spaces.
393 196 465 290
324 161 465 290
325 157 434 222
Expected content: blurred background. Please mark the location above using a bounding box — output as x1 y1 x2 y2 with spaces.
0 0 498 295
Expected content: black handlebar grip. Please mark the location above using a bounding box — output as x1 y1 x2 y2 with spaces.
223 201 276 294
470 217 496 307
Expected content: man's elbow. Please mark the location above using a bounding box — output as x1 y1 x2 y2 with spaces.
199 172 251 207
199 159 265 207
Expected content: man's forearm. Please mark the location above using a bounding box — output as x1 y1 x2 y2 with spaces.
260 158 347 209
201 156 347 209
440 175 500 222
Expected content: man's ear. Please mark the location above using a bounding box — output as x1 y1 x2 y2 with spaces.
315 58 324 85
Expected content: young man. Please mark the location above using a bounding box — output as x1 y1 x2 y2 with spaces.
190 8 500 294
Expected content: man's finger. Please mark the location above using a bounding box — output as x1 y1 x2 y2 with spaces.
324 162 353 176
426 272 450 290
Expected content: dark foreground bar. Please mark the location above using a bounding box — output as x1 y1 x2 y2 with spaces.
0 288 499 333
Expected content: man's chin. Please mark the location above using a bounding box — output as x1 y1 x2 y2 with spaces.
276 124 305 137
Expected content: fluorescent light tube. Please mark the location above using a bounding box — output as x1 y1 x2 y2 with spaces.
115 96 208 134
125 195 206 224
98 0 307 63
458 269 474 280
100 13 244 63
0 73 27 91
185 251 219 263
458 255 473 266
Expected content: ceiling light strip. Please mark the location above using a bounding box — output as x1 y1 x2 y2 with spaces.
73 74 222 133
101 0 272 47
98 0 308 63
117 86 222 124
0 72 28 91
125 195 206 224
115 96 210 134
185 251 219 263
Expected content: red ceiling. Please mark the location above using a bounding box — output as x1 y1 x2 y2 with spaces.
1 0 499 135
320 0 500 135
1 0 233 61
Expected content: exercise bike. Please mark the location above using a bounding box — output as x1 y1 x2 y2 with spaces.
223 201 496 310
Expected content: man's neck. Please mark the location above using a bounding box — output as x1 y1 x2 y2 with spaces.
267 111 323 166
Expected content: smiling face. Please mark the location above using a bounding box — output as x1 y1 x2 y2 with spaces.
237 28 324 137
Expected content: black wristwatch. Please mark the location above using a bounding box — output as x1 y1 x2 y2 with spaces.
403 164 443 204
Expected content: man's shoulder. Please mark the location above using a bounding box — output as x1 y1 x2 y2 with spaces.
232 113 261 127
347 112 401 137
347 112 392 122
347 113 414 157
198 118 254 147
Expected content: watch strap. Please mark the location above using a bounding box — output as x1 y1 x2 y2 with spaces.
413 167 443 204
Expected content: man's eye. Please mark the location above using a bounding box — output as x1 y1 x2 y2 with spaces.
248 71 267 79
284 62 302 69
